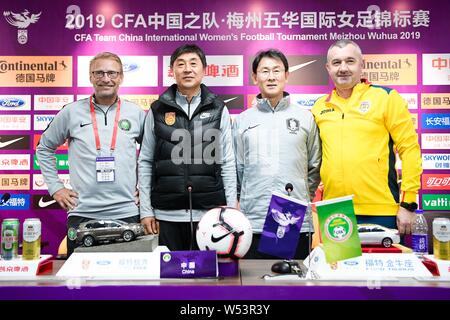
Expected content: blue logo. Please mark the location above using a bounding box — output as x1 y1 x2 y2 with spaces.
343 260 359 266
0 98 25 108
421 113 450 130
123 63 138 72
0 194 30 210
96 260 111 266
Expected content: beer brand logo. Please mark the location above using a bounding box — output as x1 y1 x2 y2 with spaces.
324 213 353 242
165 112 176 126
3 10 42 44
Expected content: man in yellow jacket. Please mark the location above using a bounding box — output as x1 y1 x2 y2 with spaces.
311 39 422 235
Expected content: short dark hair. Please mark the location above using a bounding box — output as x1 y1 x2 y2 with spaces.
252 49 289 74
170 44 207 68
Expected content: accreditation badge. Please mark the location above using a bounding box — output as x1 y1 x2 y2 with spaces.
96 156 115 183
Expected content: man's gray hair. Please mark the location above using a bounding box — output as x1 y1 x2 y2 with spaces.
327 40 363 62
89 52 123 73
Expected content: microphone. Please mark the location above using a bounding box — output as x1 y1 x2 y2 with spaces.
285 183 293 196
0 193 11 206
187 182 194 250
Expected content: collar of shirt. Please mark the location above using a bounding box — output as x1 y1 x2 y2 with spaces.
175 89 202 119
254 92 290 113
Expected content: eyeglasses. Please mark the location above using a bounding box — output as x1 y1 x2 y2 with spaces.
257 68 285 79
91 70 121 79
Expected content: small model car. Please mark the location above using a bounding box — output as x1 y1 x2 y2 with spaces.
74 219 145 247
357 224 400 248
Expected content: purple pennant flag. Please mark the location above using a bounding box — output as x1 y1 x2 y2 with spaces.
258 192 308 259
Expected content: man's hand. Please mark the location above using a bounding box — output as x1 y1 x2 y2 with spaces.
53 188 78 211
141 217 159 235
396 207 416 235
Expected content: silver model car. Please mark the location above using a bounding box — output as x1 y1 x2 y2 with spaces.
358 224 400 248
75 220 145 247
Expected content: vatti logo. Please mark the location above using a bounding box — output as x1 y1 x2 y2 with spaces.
3 9 42 44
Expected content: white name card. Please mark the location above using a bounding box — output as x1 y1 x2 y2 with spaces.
56 246 168 279
304 247 432 280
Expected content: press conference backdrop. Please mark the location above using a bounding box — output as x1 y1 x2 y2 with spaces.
0 0 449 255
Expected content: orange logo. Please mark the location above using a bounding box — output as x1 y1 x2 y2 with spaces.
165 112 176 126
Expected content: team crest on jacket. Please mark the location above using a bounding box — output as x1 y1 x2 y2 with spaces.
286 118 299 134
358 101 371 114
119 119 131 131
165 112 176 125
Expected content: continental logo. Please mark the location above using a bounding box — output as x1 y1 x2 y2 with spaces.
0 56 72 87
0 60 65 73
121 95 158 110
0 174 30 190
362 54 417 85
421 93 450 109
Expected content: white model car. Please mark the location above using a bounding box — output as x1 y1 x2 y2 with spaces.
357 224 400 248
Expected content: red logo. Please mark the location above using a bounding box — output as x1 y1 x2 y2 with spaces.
422 174 450 190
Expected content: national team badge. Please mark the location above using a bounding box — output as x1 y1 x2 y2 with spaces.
286 118 299 134
359 101 371 114
165 112 176 126
119 119 131 131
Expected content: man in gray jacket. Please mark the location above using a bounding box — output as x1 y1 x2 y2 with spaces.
36 52 146 256
233 49 321 259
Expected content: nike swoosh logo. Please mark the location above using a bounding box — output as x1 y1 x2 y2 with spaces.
0 137 24 148
223 97 238 104
247 124 260 130
80 123 92 127
289 60 317 73
38 197 57 208
211 231 234 243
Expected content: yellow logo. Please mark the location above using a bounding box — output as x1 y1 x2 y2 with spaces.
165 112 176 126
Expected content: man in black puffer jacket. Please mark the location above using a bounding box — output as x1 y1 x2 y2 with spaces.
138 44 237 251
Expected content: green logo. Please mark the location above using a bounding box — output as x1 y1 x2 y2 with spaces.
324 214 353 242
119 119 131 131
422 194 450 210
67 227 77 241
162 253 171 262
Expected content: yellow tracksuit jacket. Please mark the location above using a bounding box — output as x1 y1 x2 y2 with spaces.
311 82 422 216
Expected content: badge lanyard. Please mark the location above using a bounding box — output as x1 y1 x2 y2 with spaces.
90 95 121 182
89 95 121 155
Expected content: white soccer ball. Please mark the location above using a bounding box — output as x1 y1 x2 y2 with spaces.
196 207 253 260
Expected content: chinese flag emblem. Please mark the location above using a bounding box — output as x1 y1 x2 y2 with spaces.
165 112 176 126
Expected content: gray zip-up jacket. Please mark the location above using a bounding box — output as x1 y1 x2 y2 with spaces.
36 97 146 219
233 94 321 233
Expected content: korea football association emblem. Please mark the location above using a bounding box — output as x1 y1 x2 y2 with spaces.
165 112 176 126
286 118 299 134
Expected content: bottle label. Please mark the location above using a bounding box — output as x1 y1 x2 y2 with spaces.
412 234 428 253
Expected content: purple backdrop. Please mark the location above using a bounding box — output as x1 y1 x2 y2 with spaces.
1 0 449 255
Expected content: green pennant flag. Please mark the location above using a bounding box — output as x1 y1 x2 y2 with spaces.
315 195 362 263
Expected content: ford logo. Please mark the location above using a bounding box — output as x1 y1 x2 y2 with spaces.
343 260 359 266
96 260 111 266
123 63 138 72
0 98 25 108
